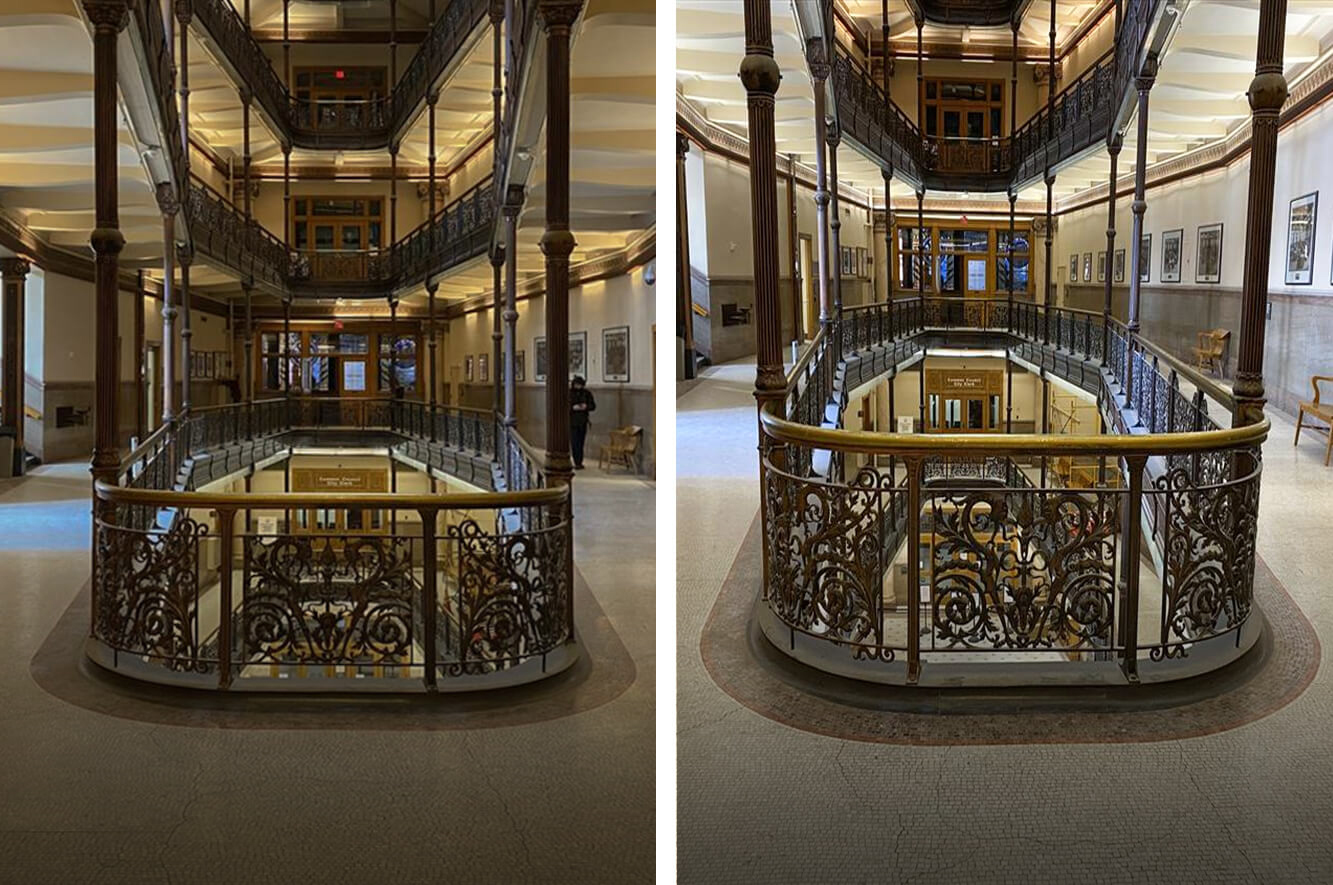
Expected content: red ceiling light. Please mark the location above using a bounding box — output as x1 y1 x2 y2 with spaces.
335 69 345 79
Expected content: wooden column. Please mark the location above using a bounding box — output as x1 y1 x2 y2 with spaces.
134 270 146 438
1233 0 1289 426
158 185 178 422
179 245 193 412
740 0 786 407
1 257 30 476
1043 171 1054 343
503 186 522 426
490 0 504 416
677 134 697 376
536 0 582 485
1104 134 1122 351
810 41 831 329
1126 55 1157 399
86 0 127 501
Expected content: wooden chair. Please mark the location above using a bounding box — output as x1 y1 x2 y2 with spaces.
598 425 643 473
1296 376 1333 466
1194 329 1230 376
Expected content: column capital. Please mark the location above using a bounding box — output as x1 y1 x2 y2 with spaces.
174 0 192 24
536 0 582 31
0 257 31 279
82 0 128 32
677 132 690 157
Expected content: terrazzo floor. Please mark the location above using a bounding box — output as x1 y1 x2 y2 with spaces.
678 359 1333 884
0 460 655 884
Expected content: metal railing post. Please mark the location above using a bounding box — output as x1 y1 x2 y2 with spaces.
217 506 235 689
905 456 922 683
420 506 439 691
1120 455 1146 682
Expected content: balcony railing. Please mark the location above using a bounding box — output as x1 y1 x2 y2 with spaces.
763 301 1266 685
187 178 494 295
94 396 569 692
189 0 491 149
128 0 189 196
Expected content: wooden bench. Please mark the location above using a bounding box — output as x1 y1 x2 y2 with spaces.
598 425 642 473
1296 376 1333 466
1194 329 1230 376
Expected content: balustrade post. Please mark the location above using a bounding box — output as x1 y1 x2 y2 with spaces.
1120 455 1147 682
810 39 831 330
419 506 439 690
217 506 235 689
905 456 922 683
1233 0 1289 426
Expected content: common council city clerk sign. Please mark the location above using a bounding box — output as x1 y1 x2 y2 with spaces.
291 468 389 493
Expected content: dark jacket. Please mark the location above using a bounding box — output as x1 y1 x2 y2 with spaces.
570 387 596 428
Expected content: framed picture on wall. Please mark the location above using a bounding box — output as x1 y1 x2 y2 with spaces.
464 355 474 383
516 349 526 383
1287 192 1317 285
1139 234 1152 282
534 337 547 382
1114 249 1126 283
603 326 630 383
478 354 489 383
1195 223 1223 284
1082 252 1092 282
569 331 588 379
1069 254 1078 283
1097 251 1107 283
1161 228 1183 283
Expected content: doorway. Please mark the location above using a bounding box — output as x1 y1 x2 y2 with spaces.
923 366 1004 433
145 343 160 431
798 234 815 341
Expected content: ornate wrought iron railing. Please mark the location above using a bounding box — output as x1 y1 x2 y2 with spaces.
94 395 571 692
186 178 494 294
830 50 926 181
188 0 490 149
1010 50 1117 186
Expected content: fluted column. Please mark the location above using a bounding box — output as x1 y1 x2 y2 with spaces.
158 185 178 422
883 169 894 318
741 0 785 404
242 281 253 428
1007 190 1016 331
1 257 30 476
1104 134 1122 356
1233 0 1289 426
916 187 925 300
503 186 522 426
427 280 438 431
537 0 582 485
677 134 697 376
1044 171 1054 343
87 0 128 500
282 295 292 401
179 244 193 413
828 120 843 346
810 41 831 328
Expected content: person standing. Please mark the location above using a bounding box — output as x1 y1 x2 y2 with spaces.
569 375 596 469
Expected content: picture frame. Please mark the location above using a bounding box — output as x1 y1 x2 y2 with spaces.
1139 234 1152 283
569 331 587 379
464 354 474 383
1082 252 1092 282
534 337 547 382
1287 192 1317 285
1195 223 1223 284
1114 249 1125 283
516 349 526 383
1161 228 1183 283
603 325 630 383
1069 254 1078 283
1097 251 1107 283
478 353 489 383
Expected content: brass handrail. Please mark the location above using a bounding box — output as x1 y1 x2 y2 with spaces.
94 479 568 510
760 400 1269 456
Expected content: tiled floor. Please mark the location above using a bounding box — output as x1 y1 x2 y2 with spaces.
0 461 654 884
678 360 1333 884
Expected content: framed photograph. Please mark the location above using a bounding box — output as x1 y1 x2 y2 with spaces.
1139 234 1152 283
1082 252 1092 282
569 331 587 379
1068 254 1078 283
1097 251 1107 283
516 349 526 383
1287 192 1317 285
603 326 630 383
1114 249 1125 283
1195 223 1223 284
464 355 474 383
534 337 547 382
1161 228 1183 283
478 353 489 383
